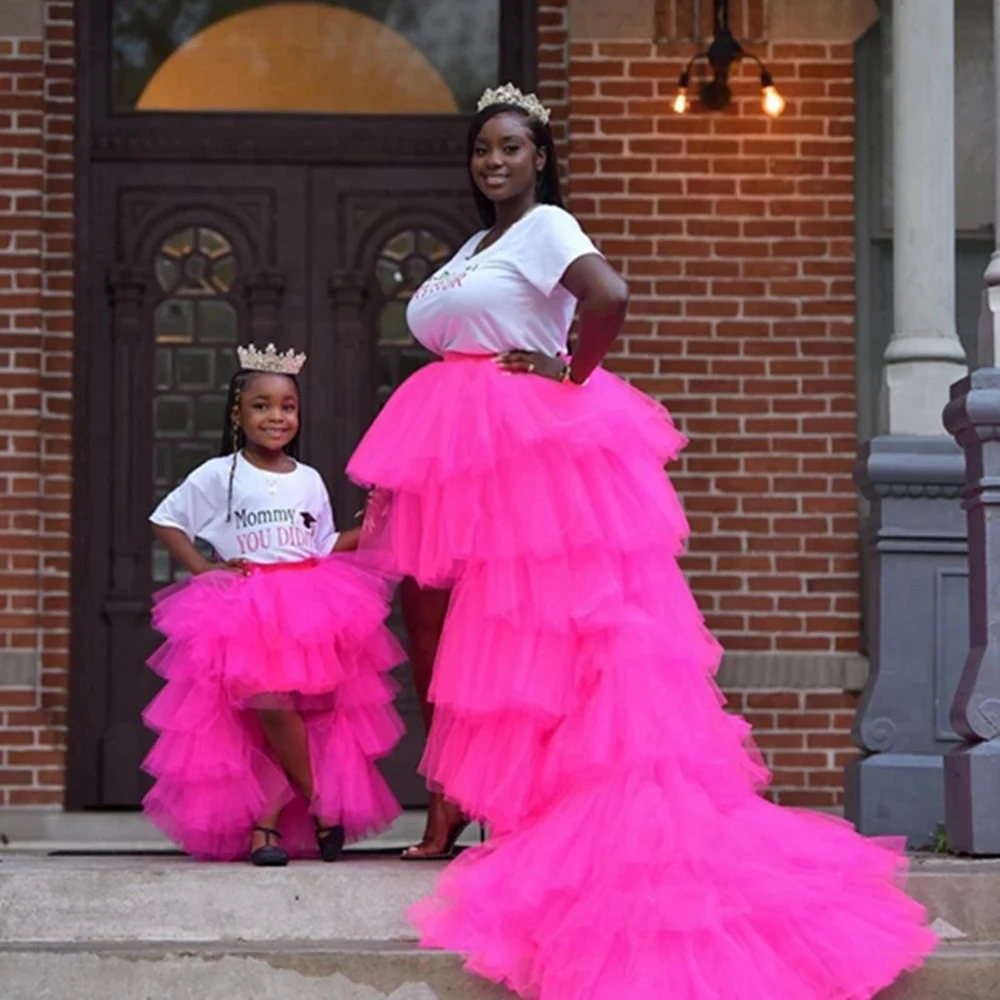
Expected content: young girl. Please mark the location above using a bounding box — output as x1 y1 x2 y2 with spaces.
144 342 404 866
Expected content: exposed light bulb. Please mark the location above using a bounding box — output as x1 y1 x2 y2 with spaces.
761 83 786 119
672 87 690 114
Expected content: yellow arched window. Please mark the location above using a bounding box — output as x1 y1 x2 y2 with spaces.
113 0 500 114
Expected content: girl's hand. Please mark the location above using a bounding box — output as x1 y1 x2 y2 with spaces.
333 527 361 553
360 486 391 539
494 351 566 381
354 488 376 522
218 558 251 577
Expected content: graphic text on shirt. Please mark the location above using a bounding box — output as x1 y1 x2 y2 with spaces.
410 261 481 302
232 505 316 557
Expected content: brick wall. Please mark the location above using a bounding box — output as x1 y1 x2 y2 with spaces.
0 1 74 807
0 0 860 811
553 22 861 805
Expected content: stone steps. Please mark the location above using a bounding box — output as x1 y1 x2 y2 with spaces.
0 853 997 998
0 856 434 943
0 939 993 1000
0 941 509 1000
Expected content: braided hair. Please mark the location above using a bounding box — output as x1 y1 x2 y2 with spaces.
219 369 301 521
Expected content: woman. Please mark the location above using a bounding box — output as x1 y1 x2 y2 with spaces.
349 85 935 999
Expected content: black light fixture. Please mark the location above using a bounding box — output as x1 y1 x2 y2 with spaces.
672 0 786 118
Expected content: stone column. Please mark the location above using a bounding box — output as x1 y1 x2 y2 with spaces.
848 0 968 846
939 0 1000 855
880 0 966 433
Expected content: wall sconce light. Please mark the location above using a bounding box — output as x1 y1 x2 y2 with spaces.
673 0 785 119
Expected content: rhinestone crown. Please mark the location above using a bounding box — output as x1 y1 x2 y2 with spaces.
477 83 551 125
236 342 306 376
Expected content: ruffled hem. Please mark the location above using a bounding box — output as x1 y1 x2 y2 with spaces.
349 360 688 587
347 356 935 997
142 555 405 860
149 554 403 703
411 775 934 1000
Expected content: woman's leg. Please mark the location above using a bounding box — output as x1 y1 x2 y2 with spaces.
402 576 451 732
400 577 465 856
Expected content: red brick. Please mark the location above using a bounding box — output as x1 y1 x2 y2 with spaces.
0 14 860 806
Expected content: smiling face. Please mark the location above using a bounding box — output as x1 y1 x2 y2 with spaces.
470 111 546 207
235 372 299 455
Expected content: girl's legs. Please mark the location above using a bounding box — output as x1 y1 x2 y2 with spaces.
257 707 315 800
250 706 319 853
400 576 465 857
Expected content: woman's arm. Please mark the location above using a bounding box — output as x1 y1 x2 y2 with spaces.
559 255 629 384
495 254 629 383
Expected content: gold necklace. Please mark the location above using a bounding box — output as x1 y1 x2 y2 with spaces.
241 451 285 496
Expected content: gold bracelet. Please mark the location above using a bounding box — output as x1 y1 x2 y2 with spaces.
560 363 588 387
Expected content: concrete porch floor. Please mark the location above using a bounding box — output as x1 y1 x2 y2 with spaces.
0 808 484 855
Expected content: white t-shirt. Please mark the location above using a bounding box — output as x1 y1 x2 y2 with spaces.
150 453 338 564
406 204 602 356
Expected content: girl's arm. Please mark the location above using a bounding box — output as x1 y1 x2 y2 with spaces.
152 523 246 576
332 527 361 552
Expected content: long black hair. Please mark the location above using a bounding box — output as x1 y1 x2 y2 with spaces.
467 103 564 228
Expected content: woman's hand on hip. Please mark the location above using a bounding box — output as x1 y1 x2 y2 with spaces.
494 350 565 381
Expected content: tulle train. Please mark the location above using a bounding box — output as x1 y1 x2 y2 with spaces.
348 355 936 999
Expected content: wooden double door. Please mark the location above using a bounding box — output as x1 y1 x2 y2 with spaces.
68 161 477 808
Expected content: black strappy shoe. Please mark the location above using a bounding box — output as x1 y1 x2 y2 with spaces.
250 826 289 867
401 818 472 862
314 820 346 863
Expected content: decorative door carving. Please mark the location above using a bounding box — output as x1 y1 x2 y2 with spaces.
306 166 477 805
68 166 308 807
71 165 480 810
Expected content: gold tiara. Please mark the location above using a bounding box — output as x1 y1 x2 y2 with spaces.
236 342 306 375
477 83 551 125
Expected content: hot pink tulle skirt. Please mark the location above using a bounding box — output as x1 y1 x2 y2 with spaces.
348 354 936 999
142 555 405 860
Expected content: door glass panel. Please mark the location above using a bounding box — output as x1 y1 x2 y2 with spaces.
373 227 451 408
113 0 500 115
151 224 241 583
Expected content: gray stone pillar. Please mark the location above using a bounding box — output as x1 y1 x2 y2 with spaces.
848 0 968 846
848 440 966 846
939 0 1000 855
880 0 966 431
943 371 1000 853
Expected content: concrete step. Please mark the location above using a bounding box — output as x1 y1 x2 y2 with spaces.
881 945 998 1000
0 856 435 944
0 941 992 1000
904 855 1000 943
4 854 999 945
1 854 998 999
0 941 509 1000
